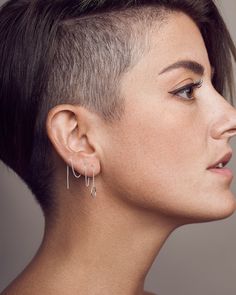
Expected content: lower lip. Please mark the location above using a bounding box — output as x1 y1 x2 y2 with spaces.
207 168 233 179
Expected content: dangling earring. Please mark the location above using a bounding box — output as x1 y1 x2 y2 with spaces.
66 158 82 190
90 164 96 198
66 160 97 198
84 162 90 187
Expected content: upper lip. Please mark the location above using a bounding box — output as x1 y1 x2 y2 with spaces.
207 151 233 169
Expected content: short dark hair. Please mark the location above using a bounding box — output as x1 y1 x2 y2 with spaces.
0 0 235 217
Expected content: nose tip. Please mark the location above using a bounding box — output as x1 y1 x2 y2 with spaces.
226 128 236 139
210 102 236 140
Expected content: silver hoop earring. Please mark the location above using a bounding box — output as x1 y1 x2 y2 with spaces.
66 159 82 190
90 164 96 198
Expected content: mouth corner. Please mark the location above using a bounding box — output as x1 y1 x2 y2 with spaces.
207 151 233 170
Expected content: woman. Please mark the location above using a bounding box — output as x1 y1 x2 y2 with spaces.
0 0 236 294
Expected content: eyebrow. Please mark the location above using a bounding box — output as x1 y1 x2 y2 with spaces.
158 60 214 79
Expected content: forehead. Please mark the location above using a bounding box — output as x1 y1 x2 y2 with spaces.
116 11 213 120
133 11 211 76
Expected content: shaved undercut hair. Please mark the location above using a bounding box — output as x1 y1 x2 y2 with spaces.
0 0 235 217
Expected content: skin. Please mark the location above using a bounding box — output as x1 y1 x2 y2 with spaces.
2 11 236 295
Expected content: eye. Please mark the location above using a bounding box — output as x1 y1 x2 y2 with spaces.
168 79 203 101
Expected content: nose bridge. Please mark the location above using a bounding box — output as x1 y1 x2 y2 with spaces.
210 94 236 141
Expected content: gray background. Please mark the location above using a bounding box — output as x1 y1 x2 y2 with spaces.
0 0 235 294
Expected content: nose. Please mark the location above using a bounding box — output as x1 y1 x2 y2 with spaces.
210 95 236 141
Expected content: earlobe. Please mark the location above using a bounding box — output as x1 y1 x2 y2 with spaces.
66 158 97 198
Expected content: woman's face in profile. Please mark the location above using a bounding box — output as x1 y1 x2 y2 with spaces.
101 11 236 223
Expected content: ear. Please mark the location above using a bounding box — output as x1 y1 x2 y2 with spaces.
46 104 101 177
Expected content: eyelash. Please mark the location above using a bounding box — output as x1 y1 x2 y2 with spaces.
168 79 203 101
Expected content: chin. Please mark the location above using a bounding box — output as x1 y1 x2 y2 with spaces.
187 193 236 224
170 193 236 225
207 199 236 221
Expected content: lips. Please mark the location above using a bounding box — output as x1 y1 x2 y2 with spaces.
207 151 233 169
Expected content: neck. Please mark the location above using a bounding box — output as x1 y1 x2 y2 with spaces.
20 188 180 295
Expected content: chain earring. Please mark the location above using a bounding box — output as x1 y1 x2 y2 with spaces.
66 158 82 190
84 162 90 187
90 164 96 198
66 159 97 198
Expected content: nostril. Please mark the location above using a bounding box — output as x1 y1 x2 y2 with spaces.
228 128 236 134
227 129 236 140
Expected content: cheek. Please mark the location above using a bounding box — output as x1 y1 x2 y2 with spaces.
103 106 203 214
128 104 201 177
